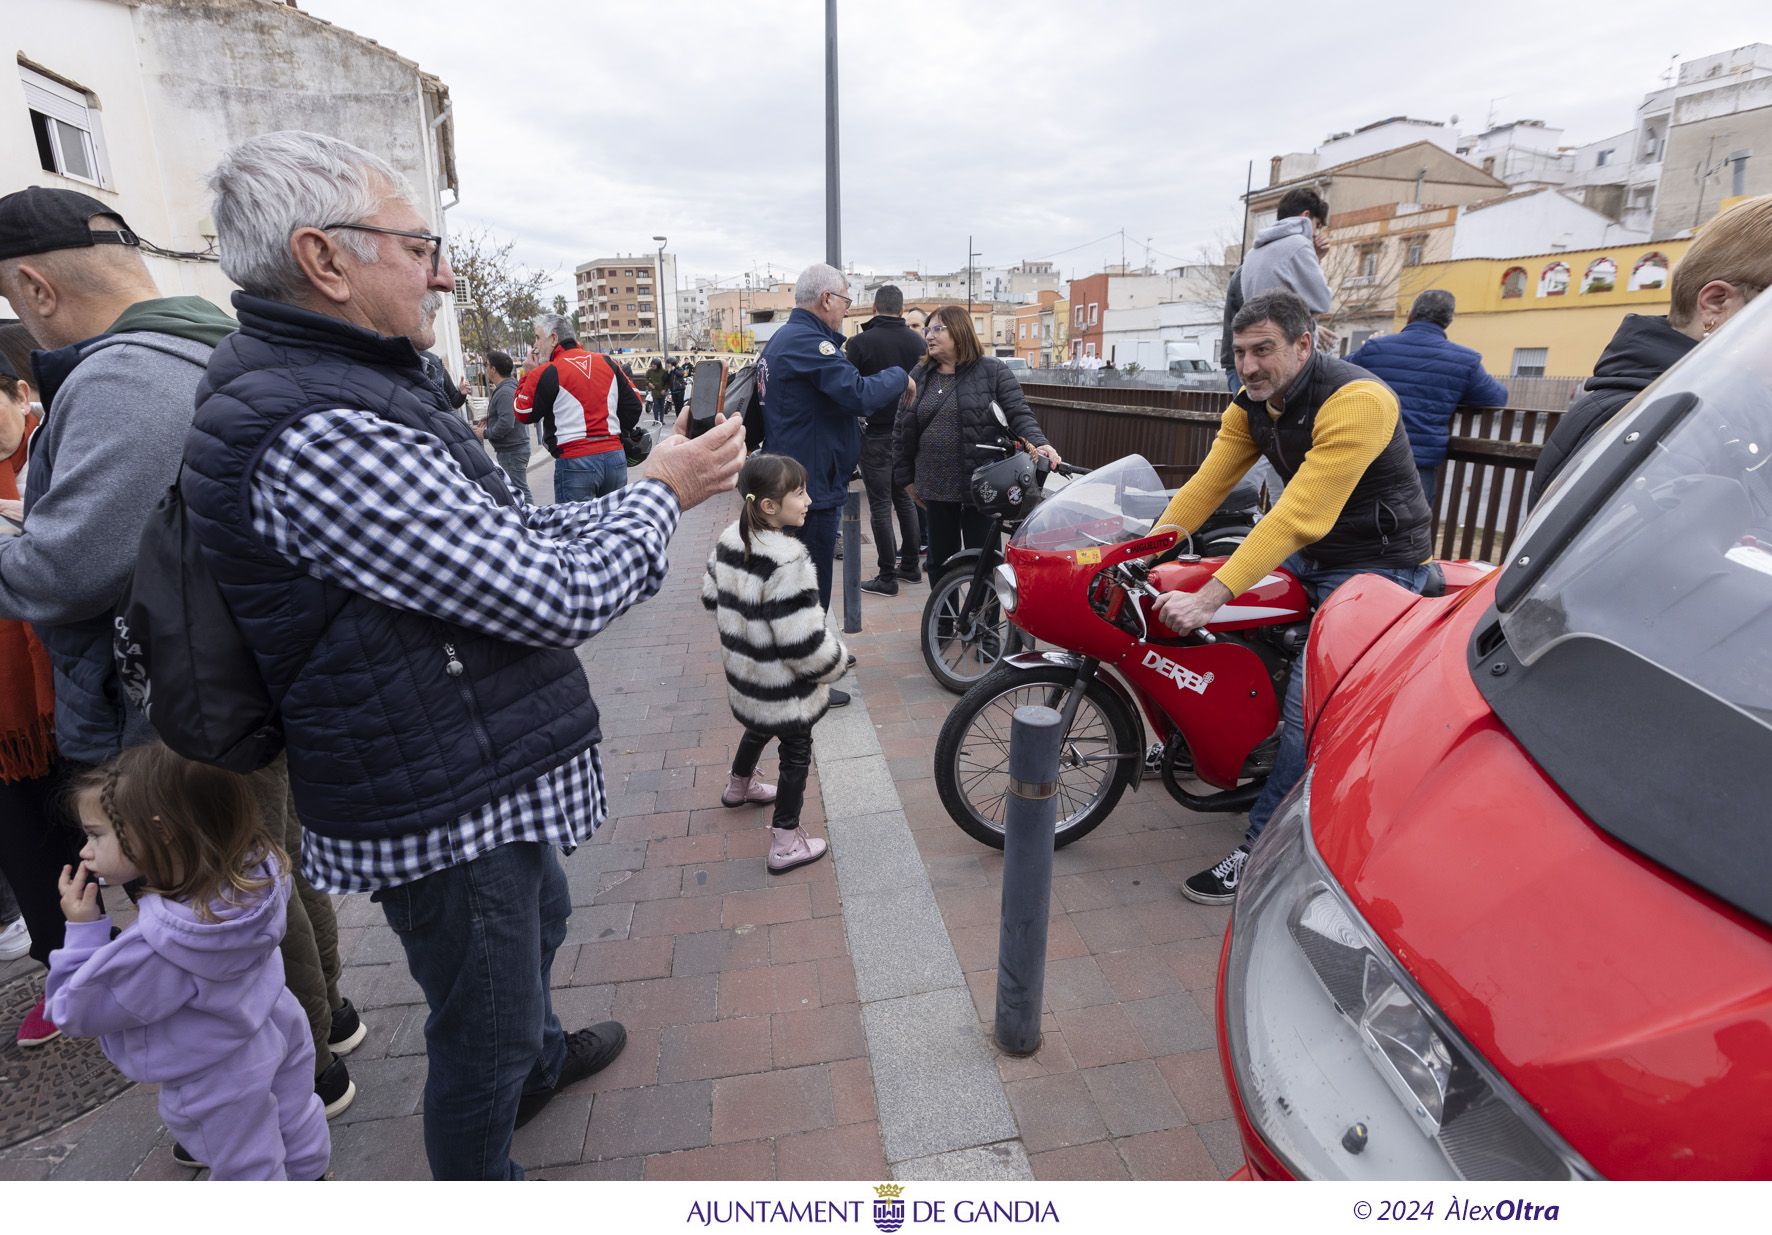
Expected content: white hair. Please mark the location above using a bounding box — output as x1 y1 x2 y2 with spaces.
532 312 575 342
794 263 848 308
208 130 417 300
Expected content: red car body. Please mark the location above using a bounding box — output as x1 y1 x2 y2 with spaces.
1217 570 1772 1179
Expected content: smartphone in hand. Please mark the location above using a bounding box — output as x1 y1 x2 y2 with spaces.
688 360 727 439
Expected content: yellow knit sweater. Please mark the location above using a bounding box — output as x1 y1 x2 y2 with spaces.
1153 380 1405 597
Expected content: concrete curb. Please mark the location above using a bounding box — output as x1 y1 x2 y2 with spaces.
815 665 1031 1179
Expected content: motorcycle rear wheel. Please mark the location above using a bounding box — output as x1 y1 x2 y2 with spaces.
935 665 1139 850
921 564 1028 695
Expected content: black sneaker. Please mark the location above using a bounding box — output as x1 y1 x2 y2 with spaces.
898 563 922 585
328 998 367 1056
316 1056 356 1119
828 687 851 708
515 1022 628 1129
171 1142 204 1169
845 653 857 670
859 575 898 596
1182 845 1249 906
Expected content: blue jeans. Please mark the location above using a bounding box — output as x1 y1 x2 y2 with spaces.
554 451 627 503
373 841 570 1180
1243 554 1435 846
495 443 534 504
787 505 841 611
1225 370 1240 393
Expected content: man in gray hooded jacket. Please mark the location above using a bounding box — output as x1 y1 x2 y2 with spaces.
1239 187 1333 318
0 187 359 1123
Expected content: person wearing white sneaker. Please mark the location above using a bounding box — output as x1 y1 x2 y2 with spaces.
703 454 845 876
0 909 29 960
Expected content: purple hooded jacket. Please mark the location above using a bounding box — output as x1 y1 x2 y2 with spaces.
46 865 293 1085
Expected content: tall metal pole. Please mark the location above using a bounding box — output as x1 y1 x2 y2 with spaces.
654 237 670 369
994 705 1062 1056
967 233 973 317
824 0 841 268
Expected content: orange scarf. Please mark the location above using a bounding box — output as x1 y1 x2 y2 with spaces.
1 413 58 782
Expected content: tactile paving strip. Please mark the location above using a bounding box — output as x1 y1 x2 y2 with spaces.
0 974 132 1151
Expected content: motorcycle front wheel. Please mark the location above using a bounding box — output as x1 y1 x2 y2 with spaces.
921 564 1028 695
934 665 1139 849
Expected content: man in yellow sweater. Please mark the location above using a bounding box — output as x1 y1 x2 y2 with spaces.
1153 290 1435 904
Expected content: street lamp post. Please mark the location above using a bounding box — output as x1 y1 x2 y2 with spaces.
967 237 983 318
653 236 670 369
825 0 841 268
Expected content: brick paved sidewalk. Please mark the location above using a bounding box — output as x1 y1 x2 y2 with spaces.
835 514 1245 1182
0 458 1247 1182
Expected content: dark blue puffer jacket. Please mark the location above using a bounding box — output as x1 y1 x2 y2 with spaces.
1346 321 1508 468
182 294 600 843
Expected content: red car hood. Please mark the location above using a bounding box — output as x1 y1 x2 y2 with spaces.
1308 576 1772 1179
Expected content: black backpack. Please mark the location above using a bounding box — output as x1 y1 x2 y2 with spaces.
112 470 284 773
724 362 765 453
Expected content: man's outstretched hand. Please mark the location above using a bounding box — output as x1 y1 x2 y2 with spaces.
649 412 745 511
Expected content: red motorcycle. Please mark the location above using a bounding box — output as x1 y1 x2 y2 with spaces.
934 455 1489 848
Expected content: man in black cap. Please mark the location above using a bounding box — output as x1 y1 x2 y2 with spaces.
0 187 363 1123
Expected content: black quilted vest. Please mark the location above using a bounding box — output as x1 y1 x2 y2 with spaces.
183 294 601 842
1237 351 1432 568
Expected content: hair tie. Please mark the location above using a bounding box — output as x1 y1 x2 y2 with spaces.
744 493 757 502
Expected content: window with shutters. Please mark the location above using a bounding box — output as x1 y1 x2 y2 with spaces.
19 64 108 187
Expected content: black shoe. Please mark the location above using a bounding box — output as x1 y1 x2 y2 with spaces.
171 1142 204 1169
845 653 857 670
328 998 367 1057
1181 846 1249 906
828 687 851 708
859 575 898 596
316 1057 356 1119
833 541 844 559
897 563 922 585
515 1022 628 1129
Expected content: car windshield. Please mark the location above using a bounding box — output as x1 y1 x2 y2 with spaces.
1010 454 1170 552
1501 295 1772 726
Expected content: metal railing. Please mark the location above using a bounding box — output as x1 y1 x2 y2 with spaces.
1021 382 1559 564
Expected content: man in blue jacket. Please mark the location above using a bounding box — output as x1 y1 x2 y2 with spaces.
1346 290 1508 506
758 265 911 703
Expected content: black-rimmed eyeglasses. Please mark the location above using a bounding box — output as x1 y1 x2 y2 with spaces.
321 222 444 277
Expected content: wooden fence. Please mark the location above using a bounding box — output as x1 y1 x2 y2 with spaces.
1021 382 1560 565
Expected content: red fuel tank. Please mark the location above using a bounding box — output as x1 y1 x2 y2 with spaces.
1147 558 1310 633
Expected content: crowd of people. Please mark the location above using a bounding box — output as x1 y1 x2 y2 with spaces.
0 112 1764 1183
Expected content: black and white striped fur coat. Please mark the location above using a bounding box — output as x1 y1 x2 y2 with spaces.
701 522 849 734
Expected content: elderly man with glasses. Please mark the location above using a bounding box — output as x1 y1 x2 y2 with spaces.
755 264 912 705
182 131 746 1179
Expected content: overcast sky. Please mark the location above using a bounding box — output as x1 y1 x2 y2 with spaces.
298 0 1769 302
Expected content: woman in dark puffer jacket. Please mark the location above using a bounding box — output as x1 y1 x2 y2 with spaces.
892 306 1061 579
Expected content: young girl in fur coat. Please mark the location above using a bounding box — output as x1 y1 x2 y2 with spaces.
701 455 848 873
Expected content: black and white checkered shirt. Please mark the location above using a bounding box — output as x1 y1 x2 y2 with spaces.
250 409 680 894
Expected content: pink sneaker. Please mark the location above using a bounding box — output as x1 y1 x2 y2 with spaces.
17 994 59 1047
722 772 777 808
768 827 828 875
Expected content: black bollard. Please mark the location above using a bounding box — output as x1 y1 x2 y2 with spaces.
994 704 1063 1056
841 487 863 634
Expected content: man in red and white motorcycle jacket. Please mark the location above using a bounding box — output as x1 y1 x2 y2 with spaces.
515 312 642 501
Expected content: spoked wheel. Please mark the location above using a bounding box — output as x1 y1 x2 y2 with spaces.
921 564 1027 694
934 665 1139 849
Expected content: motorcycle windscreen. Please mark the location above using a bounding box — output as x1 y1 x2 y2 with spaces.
1010 454 1169 553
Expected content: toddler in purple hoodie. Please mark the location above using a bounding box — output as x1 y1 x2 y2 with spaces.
46 745 330 1180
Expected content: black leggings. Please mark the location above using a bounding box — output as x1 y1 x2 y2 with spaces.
0 761 85 968
923 501 995 582
732 730 813 829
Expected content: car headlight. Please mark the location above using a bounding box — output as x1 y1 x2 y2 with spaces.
1224 772 1597 1181
993 562 1018 614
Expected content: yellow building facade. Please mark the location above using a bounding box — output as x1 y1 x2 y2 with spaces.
1397 238 1693 378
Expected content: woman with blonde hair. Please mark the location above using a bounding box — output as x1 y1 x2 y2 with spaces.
1532 195 1772 500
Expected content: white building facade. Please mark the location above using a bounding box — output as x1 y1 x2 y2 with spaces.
4 0 462 368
